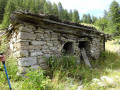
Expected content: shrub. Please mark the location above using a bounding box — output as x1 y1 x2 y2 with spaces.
0 36 8 53
21 68 51 90
0 36 19 89
46 55 78 78
47 55 77 71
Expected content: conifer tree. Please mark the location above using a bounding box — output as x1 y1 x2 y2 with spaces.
58 2 64 19
2 0 17 28
43 1 52 14
108 0 120 35
103 10 108 18
82 14 87 23
72 9 80 23
63 9 69 20
69 10 73 21
39 0 46 11
52 3 59 16
87 14 92 23
30 0 38 13
0 0 8 23
92 16 98 24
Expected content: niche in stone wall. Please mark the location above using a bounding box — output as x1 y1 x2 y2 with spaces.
79 41 91 61
79 41 90 49
62 42 74 55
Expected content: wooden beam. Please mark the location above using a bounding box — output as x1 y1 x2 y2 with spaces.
11 13 104 34
10 13 104 37
43 19 98 32
103 35 105 51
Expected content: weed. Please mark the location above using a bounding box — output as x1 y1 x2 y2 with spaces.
21 68 51 90
46 55 78 78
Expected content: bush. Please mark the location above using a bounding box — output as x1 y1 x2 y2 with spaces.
0 36 20 89
46 55 78 77
47 55 77 71
21 68 51 90
0 55 19 89
0 36 8 53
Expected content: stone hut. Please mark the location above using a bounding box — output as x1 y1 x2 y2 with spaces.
6 11 109 75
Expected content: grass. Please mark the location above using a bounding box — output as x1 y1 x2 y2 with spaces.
0 38 120 90
83 51 120 89
10 51 120 90
105 39 120 52
81 23 100 30
81 23 95 27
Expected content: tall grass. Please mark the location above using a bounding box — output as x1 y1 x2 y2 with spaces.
83 51 120 89
46 55 78 78
7 51 120 90
45 51 120 90
21 68 51 90
0 36 19 90
0 36 120 90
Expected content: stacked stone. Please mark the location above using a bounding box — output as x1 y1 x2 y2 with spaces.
9 23 103 76
9 23 62 75
90 37 101 59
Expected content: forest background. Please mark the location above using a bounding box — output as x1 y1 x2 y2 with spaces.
0 0 120 37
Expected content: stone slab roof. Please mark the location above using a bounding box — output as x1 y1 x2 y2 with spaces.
4 11 111 40
10 11 102 33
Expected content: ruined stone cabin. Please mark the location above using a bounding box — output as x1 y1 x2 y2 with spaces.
6 11 109 75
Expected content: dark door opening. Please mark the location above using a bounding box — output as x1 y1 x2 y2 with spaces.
62 42 74 55
79 41 91 61
79 41 90 49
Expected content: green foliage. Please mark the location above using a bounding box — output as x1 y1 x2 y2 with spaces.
0 0 8 23
0 55 19 89
63 9 70 20
0 36 8 53
58 2 64 19
0 36 19 89
81 13 97 24
52 3 59 16
72 9 80 23
107 0 120 36
92 16 98 24
1 0 81 28
1 0 47 28
69 10 73 21
82 14 88 23
95 0 120 36
109 0 120 24
46 55 77 72
1 0 17 28
43 1 52 14
6 55 19 81
95 17 108 31
45 55 80 90
21 68 50 90
84 51 120 89
87 14 92 24
1 49 120 90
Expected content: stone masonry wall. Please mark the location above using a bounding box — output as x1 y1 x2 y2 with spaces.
90 37 101 59
9 23 102 75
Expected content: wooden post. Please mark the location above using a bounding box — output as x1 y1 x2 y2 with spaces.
103 35 105 51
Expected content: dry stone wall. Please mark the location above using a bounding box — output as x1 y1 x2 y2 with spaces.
91 37 101 59
9 23 103 75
